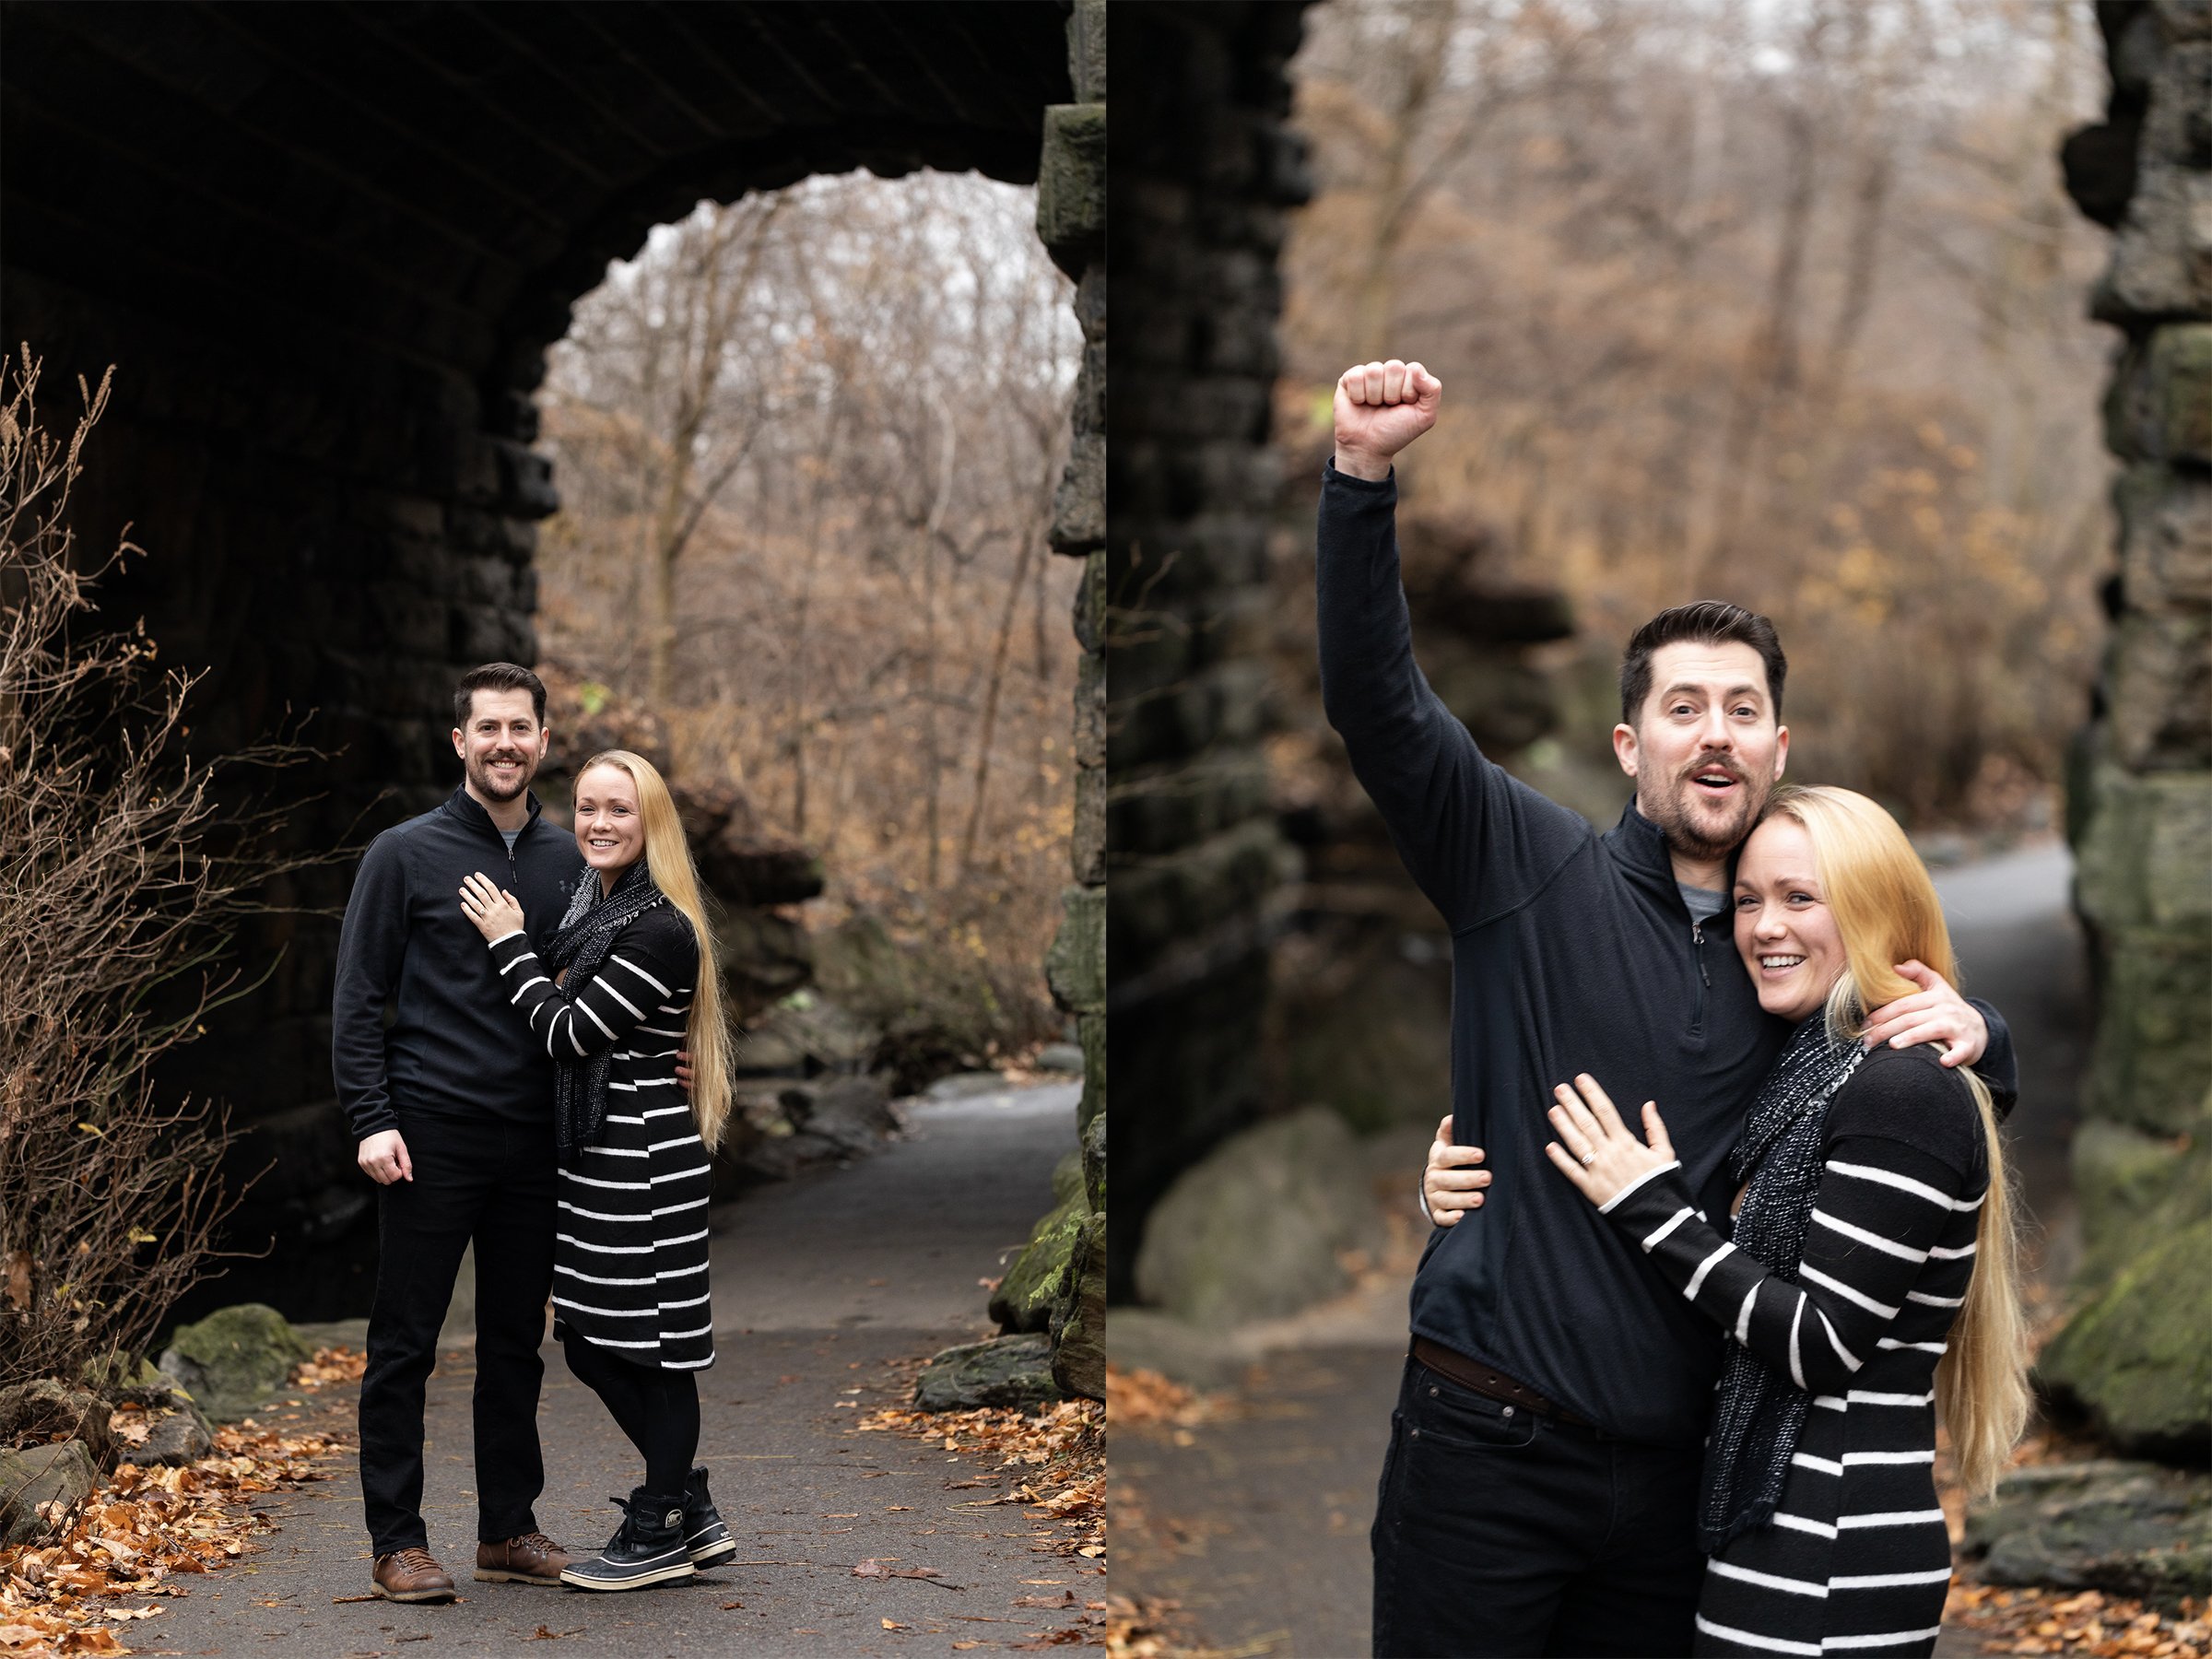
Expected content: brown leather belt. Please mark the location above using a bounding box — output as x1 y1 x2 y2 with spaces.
1411 1337 1597 1430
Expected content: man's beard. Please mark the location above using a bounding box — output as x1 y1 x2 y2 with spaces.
1641 765 1769 865
468 750 535 804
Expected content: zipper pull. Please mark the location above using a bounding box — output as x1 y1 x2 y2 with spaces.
1691 920 1711 987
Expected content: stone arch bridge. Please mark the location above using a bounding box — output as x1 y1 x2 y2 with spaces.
1 1 1106 1319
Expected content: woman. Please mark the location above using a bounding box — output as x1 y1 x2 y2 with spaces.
1425 786 2029 1657
459 748 740 1593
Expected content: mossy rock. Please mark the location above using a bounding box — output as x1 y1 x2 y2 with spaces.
1045 885 1104 1017
0 1380 112 1469
2078 929 2212 1136
158 1303 310 1422
2070 1117 2210 1288
1051 1212 1106 1403
135 1402 215 1467
1036 102 1106 266
0 1440 96 1546
101 1361 216 1466
1135 1105 1385 1328
1965 1460 2212 1606
2039 1216 2212 1462
1050 1149 1085 1209
1077 1010 1104 1134
2074 766 2212 934
991 1196 1088 1335
2105 323 2212 465
1080 1107 1106 1216
912 1335 1061 1411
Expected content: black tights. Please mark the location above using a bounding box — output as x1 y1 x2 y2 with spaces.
561 1335 700 1500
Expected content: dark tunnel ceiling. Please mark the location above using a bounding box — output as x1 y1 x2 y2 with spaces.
0 2 1071 400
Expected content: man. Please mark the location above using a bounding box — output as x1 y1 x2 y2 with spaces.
1319 361 2014 1657
334 663 583 1602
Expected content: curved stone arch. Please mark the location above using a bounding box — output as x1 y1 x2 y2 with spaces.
480 119 1052 425
0 1 1104 1325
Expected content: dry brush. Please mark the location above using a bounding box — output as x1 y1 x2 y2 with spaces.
0 350 319 1390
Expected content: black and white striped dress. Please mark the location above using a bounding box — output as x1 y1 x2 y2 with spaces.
487 905 715 1371
1599 1044 1987 1658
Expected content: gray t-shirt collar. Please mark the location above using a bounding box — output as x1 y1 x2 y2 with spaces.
1678 883 1728 924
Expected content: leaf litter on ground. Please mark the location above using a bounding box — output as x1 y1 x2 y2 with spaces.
0 1348 356 1654
1943 1586 2206 1658
853 1371 1105 1645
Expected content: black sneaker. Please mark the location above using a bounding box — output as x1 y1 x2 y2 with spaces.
684 1465 738 1570
559 1490 696 1593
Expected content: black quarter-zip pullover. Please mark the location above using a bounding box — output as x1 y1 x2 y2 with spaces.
333 786 587 1139
1316 464 2013 1446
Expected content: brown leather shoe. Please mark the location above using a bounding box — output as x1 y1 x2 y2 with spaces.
475 1531 571 1586
372 1547 456 1603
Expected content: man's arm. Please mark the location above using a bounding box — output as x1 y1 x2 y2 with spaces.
1318 361 1584 929
1971 999 2018 1118
333 836 412 1182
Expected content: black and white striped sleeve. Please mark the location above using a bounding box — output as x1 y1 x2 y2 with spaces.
1598 1134 1980 1394
485 926 688 1061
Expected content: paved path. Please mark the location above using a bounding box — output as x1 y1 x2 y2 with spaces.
1927 841 2089 1284
146 1083 1092 1657
1114 841 2093 1657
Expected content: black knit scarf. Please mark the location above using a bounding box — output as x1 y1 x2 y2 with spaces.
544 859 665 1165
1697 1013 1865 1554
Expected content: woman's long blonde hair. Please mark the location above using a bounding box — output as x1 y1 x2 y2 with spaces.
577 750 733 1153
1761 784 2030 1497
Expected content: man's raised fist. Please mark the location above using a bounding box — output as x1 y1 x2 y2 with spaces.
1333 359 1442 480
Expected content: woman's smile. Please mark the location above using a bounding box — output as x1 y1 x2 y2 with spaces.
1734 818 1846 1022
573 761 646 888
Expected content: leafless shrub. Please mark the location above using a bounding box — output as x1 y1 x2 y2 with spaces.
0 348 320 1391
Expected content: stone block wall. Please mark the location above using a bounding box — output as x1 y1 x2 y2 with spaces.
4 271 558 1318
1037 0 1108 1401
1107 1 1314 1298
2041 0 2212 1459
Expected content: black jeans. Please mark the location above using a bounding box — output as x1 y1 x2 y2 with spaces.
561 1333 700 1500
1371 1358 1705 1657
359 1112 556 1556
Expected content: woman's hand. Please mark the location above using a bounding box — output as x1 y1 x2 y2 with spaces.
1422 1114 1490 1226
1543 1073 1677 1209
458 871 526 942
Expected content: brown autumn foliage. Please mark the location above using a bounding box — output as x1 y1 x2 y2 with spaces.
536 172 1083 1036
853 1392 1106 1647
1941 1586 2207 1658
1279 0 2113 826
0 1398 349 1655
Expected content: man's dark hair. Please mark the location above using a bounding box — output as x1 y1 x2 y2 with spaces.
1618 602 1786 726
453 663 547 730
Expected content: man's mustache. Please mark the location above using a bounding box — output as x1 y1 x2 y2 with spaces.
1677 759 1746 786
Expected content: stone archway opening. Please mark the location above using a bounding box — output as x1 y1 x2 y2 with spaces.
0 2 1104 1347
527 167 1084 1135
